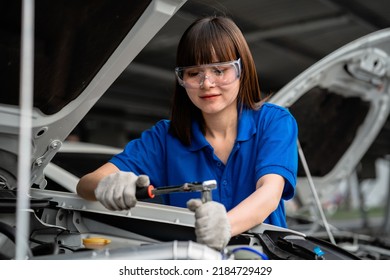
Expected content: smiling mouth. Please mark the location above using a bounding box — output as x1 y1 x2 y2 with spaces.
200 94 220 99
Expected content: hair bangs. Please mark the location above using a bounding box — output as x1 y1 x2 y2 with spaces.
177 18 238 67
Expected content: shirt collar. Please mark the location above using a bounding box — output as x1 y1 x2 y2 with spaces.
189 120 209 151
237 108 256 141
188 108 256 152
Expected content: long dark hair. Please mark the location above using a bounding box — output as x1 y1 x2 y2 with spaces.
170 16 262 145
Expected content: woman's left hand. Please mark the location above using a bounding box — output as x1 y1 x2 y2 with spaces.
187 199 231 251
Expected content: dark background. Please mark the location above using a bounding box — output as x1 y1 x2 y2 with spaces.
76 0 390 148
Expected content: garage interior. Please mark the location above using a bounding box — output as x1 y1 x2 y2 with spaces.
1 0 389 240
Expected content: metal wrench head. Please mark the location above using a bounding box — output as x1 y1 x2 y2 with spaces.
200 180 217 202
182 180 217 202
151 180 217 202
183 180 216 191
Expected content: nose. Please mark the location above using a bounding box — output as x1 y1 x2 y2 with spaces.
199 74 215 89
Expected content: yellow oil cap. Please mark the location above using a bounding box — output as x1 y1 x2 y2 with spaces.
82 237 111 249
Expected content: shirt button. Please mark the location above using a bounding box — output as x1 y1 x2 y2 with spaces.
217 162 222 167
222 180 227 185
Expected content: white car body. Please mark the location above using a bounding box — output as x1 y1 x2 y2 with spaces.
44 142 122 193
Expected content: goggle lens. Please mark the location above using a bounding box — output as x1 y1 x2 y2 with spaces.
175 59 241 89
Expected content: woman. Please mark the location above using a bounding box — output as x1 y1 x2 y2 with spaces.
76 16 298 251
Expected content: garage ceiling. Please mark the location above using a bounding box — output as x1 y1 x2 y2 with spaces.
82 0 390 146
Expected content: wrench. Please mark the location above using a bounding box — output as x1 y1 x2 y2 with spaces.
136 180 217 202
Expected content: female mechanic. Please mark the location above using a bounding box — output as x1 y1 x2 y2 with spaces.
76 15 298 251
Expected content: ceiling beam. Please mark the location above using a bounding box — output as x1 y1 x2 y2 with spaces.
324 0 388 29
244 15 351 43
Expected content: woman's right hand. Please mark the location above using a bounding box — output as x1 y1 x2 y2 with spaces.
94 171 149 211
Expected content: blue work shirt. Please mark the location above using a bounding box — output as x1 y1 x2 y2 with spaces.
109 103 298 227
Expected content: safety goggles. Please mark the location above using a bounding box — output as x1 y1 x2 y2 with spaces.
175 58 241 89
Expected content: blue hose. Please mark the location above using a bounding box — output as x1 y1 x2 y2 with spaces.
230 246 269 260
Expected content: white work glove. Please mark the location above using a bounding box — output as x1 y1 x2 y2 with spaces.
187 199 231 251
94 171 149 211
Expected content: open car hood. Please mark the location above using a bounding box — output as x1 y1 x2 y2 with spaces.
0 0 186 190
269 28 390 201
